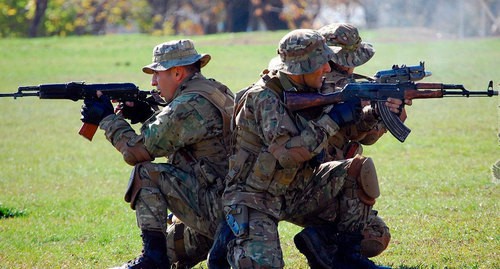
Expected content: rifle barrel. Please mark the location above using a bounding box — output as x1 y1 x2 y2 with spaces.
442 81 498 97
0 91 40 98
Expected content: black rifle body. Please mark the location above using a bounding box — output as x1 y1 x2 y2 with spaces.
0 82 158 140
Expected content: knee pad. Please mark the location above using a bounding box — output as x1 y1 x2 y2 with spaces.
348 155 380 206
361 215 391 257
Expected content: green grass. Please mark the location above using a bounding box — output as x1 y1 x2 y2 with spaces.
0 31 499 268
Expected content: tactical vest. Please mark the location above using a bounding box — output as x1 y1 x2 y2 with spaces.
182 77 235 152
232 72 286 155
175 76 235 191
226 73 303 217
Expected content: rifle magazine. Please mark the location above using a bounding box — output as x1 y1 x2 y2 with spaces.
377 101 411 142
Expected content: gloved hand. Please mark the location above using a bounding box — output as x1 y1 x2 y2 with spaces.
80 95 114 125
119 100 155 124
328 98 362 127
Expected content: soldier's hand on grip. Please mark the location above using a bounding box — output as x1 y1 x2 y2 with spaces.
119 100 155 124
327 98 362 127
80 95 114 125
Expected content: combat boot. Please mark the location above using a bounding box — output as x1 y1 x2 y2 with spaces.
295 227 391 269
335 232 391 269
294 226 339 269
110 230 170 269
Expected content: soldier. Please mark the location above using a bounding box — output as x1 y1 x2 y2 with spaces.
289 23 400 269
80 39 234 269
222 29 403 268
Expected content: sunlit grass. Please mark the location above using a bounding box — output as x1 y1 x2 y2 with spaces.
0 31 498 268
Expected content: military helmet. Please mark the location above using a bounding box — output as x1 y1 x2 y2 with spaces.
318 23 375 67
274 29 333 75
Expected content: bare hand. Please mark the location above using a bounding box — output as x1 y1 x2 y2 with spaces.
385 97 403 114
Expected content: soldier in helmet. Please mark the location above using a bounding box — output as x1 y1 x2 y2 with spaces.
80 39 234 269
222 29 404 268
319 22 410 145
291 23 408 268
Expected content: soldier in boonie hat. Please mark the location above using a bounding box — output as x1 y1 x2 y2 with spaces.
142 39 211 74
318 23 375 67
274 29 334 75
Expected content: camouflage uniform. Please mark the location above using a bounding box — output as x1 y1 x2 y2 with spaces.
222 29 380 268
318 23 390 258
99 40 234 268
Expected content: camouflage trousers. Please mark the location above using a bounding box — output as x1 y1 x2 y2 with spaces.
132 162 224 264
165 219 213 267
226 159 373 269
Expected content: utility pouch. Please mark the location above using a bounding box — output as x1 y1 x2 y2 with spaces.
267 167 298 196
124 166 141 209
247 151 276 191
224 205 249 237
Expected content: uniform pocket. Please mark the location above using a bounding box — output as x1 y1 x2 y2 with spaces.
247 151 276 191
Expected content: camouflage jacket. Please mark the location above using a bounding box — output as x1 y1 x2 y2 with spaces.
102 72 234 183
224 71 340 203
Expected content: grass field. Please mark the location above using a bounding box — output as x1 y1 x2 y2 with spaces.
0 30 498 269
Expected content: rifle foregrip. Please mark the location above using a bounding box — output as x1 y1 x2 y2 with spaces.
78 123 98 141
377 101 411 142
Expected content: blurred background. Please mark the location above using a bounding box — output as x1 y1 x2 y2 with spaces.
1 0 499 39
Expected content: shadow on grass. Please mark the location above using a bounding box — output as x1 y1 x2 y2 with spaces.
0 204 26 219
390 265 433 269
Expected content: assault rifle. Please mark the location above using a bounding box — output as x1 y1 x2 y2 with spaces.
0 82 164 141
373 62 432 83
284 80 497 142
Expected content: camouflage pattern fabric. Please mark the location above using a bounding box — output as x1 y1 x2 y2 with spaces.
166 220 212 268
223 71 373 268
318 23 375 67
273 29 333 75
361 212 391 257
319 53 391 258
135 74 231 236
100 72 233 265
142 39 211 74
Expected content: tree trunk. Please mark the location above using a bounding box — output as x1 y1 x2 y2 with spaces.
29 0 49 37
225 0 250 32
259 0 287 30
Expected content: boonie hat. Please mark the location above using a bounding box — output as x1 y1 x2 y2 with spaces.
274 29 333 75
318 23 375 67
142 39 211 74
267 56 281 71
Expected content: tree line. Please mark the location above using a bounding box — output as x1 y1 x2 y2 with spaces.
1 0 498 38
